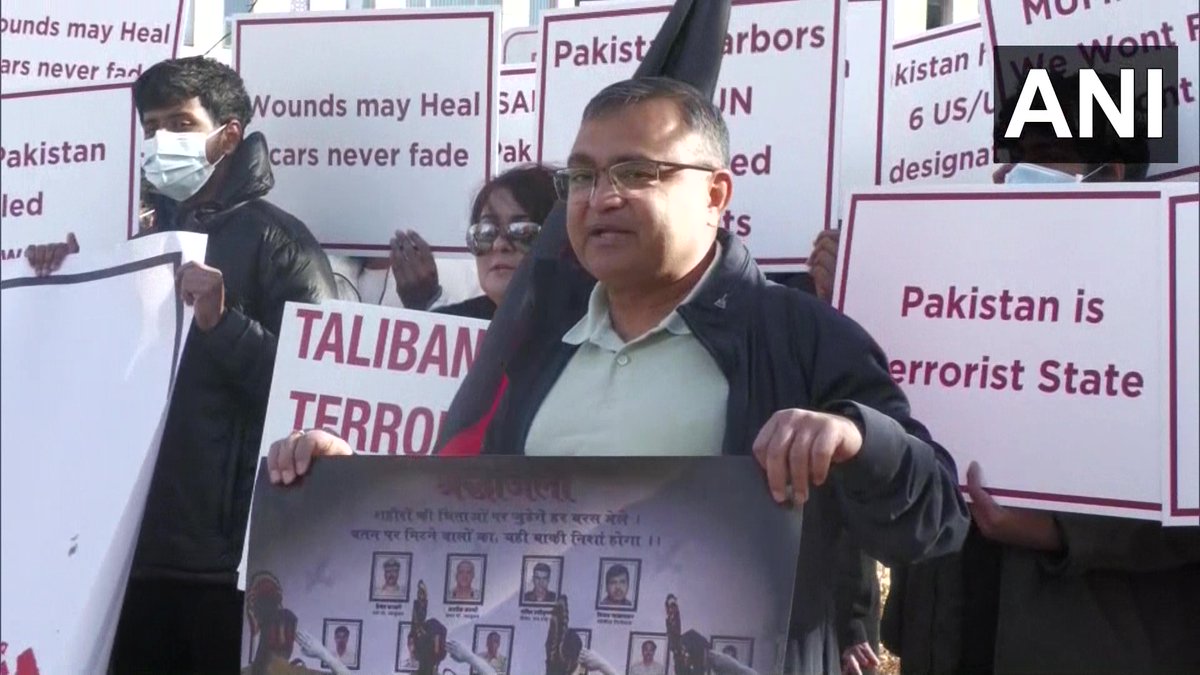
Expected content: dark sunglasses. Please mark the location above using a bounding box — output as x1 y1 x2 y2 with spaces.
466 220 541 255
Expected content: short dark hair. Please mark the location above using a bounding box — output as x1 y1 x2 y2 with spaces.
642 640 657 652
582 77 729 166
605 563 629 584
488 631 501 641
533 562 552 576
335 626 350 637
470 164 558 226
134 56 253 127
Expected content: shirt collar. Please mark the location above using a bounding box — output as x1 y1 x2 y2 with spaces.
562 240 724 347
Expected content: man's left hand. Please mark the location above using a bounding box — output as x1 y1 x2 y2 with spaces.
966 461 1063 551
753 409 863 505
176 261 226 331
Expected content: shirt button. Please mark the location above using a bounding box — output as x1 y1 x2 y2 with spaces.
616 354 630 366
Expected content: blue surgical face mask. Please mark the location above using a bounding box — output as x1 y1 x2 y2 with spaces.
1004 163 1108 185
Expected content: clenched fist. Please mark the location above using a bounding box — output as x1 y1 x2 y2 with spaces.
176 261 226 331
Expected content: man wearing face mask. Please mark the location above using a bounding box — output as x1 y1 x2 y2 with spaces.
28 56 340 674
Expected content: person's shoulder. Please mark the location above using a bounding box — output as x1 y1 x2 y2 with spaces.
233 198 324 251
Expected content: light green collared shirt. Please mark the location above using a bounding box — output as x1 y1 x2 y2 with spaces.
525 246 729 457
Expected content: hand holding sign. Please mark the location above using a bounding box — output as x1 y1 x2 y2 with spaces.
966 461 1063 552
25 232 79 277
390 230 440 309
267 429 352 486
176 262 225 331
753 409 863 506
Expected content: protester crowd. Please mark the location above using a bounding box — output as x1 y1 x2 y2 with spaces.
22 43 1199 675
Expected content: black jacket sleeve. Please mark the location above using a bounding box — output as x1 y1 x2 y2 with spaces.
196 231 336 413
802 301 971 566
1041 514 1200 575
835 534 881 651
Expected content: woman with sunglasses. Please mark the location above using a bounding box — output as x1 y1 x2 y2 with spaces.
391 164 556 320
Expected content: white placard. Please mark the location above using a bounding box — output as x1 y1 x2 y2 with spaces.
877 19 995 187
982 0 1199 182
836 185 1192 520
0 231 206 675
498 64 539 172
0 0 185 94
233 9 499 256
259 300 489 458
839 0 885 221
538 0 845 267
1167 193 1200 525
1 83 138 258
502 26 539 63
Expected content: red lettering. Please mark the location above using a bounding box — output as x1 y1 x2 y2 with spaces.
372 403 404 454
289 390 317 430
341 397 372 451
313 312 345 363
418 324 448 376
404 407 434 455
388 320 420 371
295 307 324 359
900 286 923 316
451 326 476 378
346 315 371 367
314 394 342 430
372 318 389 368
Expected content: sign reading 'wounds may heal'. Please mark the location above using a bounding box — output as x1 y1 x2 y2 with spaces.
259 301 489 459
234 8 498 256
836 185 1195 522
0 83 139 258
0 0 185 94
538 0 844 267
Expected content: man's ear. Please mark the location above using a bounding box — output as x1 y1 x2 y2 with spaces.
708 170 733 224
216 119 244 157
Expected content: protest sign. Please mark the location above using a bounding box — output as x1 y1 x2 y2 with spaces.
499 65 539 172
234 8 498 255
538 0 844 267
503 26 539 63
0 231 206 674
243 456 801 673
1 83 139 259
838 0 885 220
836 185 1193 521
0 0 185 94
258 300 489 458
1166 193 1200 525
981 0 1199 181
876 19 995 187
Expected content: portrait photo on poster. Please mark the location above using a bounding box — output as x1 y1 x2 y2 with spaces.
444 553 487 606
323 618 363 670
626 632 669 675
519 555 565 608
710 636 755 667
574 628 592 649
395 621 419 672
369 551 412 603
472 625 515 675
596 557 641 612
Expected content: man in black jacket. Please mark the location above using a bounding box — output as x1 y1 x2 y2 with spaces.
269 77 969 674
27 57 337 673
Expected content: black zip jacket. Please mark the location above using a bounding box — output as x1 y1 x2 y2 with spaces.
480 229 970 674
132 132 336 584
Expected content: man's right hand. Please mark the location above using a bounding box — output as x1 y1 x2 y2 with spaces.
26 232 79 277
808 229 840 303
389 229 441 309
267 429 352 485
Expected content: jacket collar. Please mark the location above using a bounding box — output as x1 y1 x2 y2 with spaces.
676 228 762 328
154 131 275 229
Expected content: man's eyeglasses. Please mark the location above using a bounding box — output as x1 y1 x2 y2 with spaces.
553 159 719 202
466 219 541 256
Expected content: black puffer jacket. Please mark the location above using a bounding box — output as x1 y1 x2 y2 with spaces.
132 132 336 584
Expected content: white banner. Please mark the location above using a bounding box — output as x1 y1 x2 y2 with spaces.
839 0 885 220
498 64 538 172
836 185 1195 521
259 300 489 458
1166 192 1200 525
0 0 185 94
877 19 995 187
1 83 138 260
502 26 539 64
981 0 1199 181
538 0 845 267
234 8 499 256
0 231 206 673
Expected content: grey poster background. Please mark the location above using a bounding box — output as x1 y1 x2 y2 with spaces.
244 456 802 674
